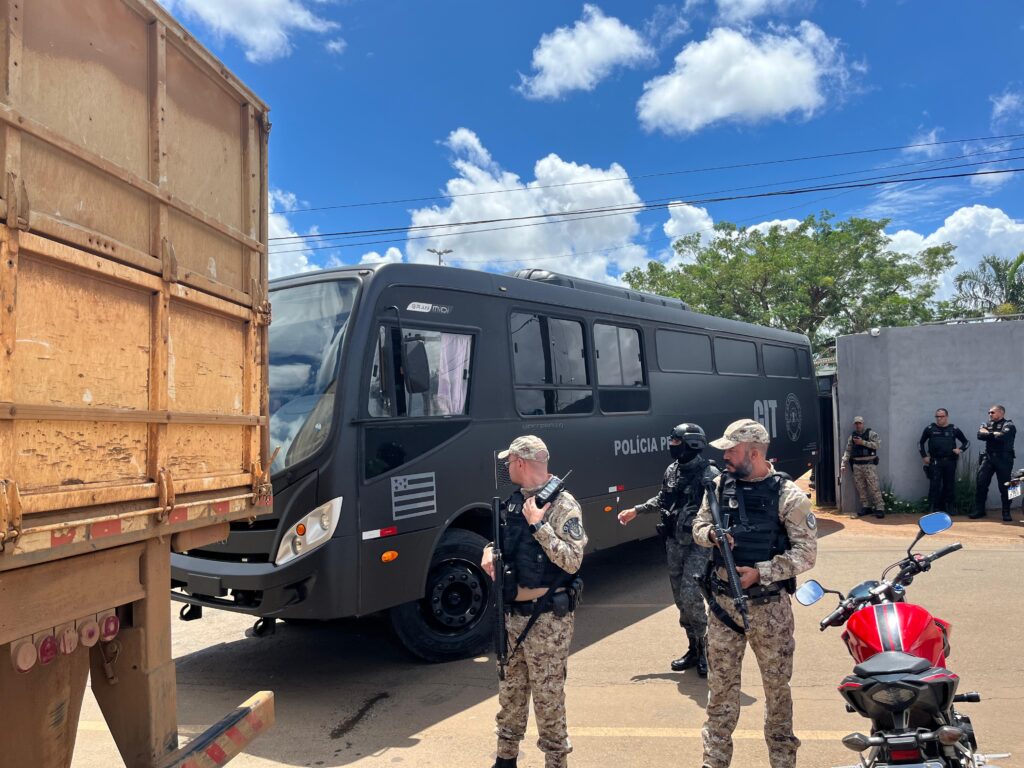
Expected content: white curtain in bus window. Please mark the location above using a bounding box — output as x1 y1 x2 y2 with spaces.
400 328 472 417
436 333 471 413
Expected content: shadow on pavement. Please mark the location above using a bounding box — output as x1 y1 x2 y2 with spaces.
173 536 677 766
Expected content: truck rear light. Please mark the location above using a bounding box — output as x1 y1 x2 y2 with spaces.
11 639 37 673
79 618 100 647
58 625 79 655
99 612 120 642
37 634 59 665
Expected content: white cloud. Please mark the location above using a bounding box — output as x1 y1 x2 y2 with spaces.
518 5 655 100
888 205 1024 296
268 190 321 279
637 22 849 135
859 182 960 223
644 5 692 49
716 0 812 23
325 38 348 55
163 0 338 63
407 129 648 283
747 217 801 235
664 203 715 242
360 247 404 265
904 127 943 158
991 88 1024 129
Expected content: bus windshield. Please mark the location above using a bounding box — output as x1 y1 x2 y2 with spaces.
268 278 359 474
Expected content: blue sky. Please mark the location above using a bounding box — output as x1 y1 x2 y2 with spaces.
160 1 1024 288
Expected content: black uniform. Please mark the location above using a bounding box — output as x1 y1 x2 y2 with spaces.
634 455 715 642
973 417 1017 519
918 423 969 513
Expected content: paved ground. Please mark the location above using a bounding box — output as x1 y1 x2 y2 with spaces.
72 512 1024 768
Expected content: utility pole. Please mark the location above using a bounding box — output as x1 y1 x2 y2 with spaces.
427 247 452 266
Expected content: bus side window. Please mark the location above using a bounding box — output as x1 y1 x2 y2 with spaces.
594 322 649 412
510 312 592 416
367 324 473 418
368 326 391 417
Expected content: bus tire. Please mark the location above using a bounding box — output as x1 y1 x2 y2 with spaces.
389 527 493 662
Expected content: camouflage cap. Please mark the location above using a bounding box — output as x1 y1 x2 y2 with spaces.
709 418 770 449
498 435 550 462
853 416 864 423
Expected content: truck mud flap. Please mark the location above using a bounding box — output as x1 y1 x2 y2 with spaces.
157 691 275 768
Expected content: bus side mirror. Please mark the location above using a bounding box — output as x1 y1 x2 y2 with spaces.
403 340 431 394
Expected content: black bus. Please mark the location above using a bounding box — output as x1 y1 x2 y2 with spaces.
171 263 819 661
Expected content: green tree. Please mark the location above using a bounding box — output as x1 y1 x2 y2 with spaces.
949 252 1024 318
623 211 955 350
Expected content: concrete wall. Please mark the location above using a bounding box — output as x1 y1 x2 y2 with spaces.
835 320 1024 513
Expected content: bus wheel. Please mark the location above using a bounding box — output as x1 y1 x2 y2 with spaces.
389 528 492 662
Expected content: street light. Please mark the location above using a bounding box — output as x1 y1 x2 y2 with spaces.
427 247 452 266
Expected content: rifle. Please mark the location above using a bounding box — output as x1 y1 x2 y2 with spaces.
701 471 750 631
491 495 508 680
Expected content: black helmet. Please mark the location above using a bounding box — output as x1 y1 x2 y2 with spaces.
669 423 706 451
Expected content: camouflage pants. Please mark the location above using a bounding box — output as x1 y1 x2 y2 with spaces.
852 463 885 511
666 529 710 638
496 611 574 768
702 594 800 768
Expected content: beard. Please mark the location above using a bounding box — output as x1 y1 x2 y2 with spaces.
728 448 754 478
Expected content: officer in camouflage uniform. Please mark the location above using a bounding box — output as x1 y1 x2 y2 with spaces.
482 435 587 768
618 423 715 675
693 419 817 768
840 416 885 519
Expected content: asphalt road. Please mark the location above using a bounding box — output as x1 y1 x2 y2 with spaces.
72 513 1024 768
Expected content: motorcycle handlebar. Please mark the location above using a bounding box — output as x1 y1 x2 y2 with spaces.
926 542 962 563
819 601 852 631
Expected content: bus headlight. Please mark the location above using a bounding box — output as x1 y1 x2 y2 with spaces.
275 497 343 566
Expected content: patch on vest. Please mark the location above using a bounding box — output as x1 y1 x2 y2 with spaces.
563 517 584 541
806 512 817 530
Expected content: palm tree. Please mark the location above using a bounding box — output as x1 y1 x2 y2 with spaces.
951 252 1024 317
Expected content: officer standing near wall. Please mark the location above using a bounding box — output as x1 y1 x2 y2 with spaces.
693 419 817 768
481 435 586 768
840 416 886 519
971 405 1017 521
918 408 969 514
618 423 715 675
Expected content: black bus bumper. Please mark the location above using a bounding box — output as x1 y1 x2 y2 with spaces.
171 535 359 619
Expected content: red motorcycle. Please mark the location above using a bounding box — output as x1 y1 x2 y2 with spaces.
796 512 1009 768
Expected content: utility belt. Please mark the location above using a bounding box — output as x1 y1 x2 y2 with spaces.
851 457 879 465
981 451 1014 462
656 509 695 539
709 574 783 605
928 453 958 461
506 579 583 618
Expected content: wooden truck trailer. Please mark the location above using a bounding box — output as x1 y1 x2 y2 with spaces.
0 1 275 765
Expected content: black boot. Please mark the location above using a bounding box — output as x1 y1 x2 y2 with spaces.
874 509 885 519
671 632 699 671
696 637 708 678
968 509 986 519
493 757 517 768
1003 509 1012 522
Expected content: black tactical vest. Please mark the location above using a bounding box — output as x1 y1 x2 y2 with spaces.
924 424 957 458
668 457 712 526
851 428 877 459
502 490 574 591
985 419 1015 457
713 474 789 568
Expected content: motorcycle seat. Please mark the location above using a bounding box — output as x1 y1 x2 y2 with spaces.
853 651 931 677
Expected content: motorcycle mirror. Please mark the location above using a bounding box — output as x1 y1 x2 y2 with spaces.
919 512 952 536
795 580 825 606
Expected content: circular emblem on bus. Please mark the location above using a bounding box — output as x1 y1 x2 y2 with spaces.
784 393 802 442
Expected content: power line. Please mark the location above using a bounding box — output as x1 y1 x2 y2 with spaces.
268 163 1024 248
267 164 1022 258
269 144 1022 250
272 131 1024 215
